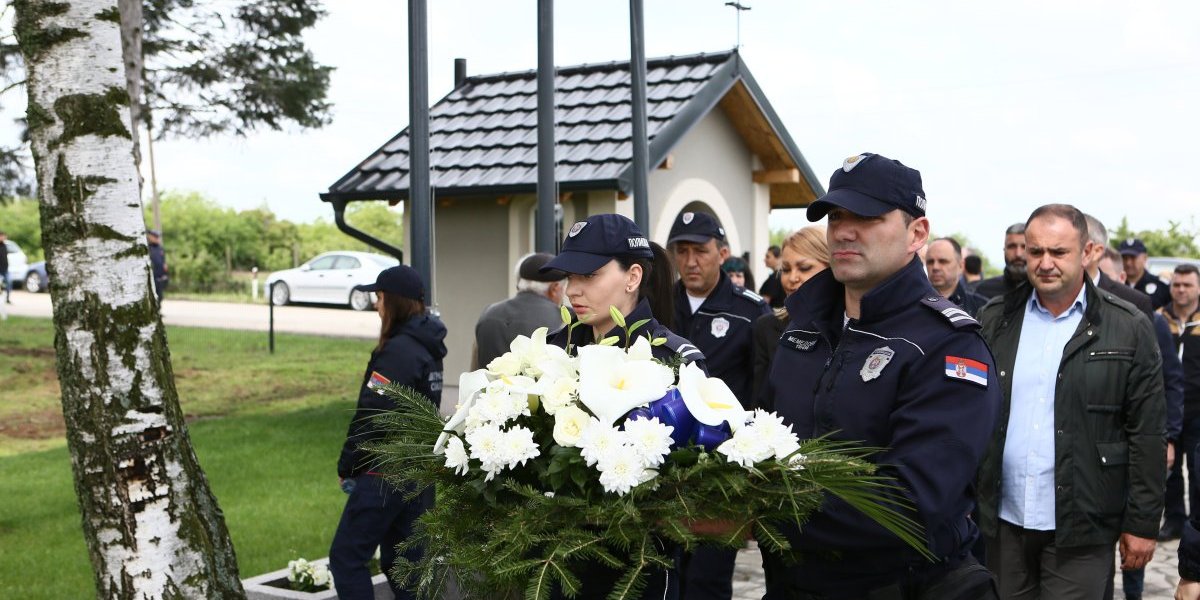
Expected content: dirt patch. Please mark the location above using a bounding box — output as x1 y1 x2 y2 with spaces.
0 408 66 440
0 347 56 359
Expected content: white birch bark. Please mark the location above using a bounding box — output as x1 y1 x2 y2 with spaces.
14 0 245 597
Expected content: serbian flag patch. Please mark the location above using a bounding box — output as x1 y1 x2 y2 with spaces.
368 371 391 394
944 356 988 387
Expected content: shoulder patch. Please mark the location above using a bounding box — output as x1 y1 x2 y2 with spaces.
920 295 980 330
739 287 765 304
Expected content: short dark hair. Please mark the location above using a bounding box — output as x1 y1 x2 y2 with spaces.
933 237 963 258
1176 263 1200 278
767 245 781 258
1026 204 1088 250
964 255 982 275
1005 223 1026 236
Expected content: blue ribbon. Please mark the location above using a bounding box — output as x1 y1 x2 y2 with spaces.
627 389 731 451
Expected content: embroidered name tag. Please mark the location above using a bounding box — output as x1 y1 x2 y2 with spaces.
780 330 819 352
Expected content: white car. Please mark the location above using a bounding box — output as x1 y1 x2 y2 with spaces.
1147 256 1198 282
4 240 27 286
266 251 400 311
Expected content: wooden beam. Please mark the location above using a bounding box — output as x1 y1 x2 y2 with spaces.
753 169 799 184
657 154 674 170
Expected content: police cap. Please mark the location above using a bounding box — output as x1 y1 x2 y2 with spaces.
1118 238 1148 257
355 265 425 301
541 214 653 275
667 211 726 246
807 152 927 221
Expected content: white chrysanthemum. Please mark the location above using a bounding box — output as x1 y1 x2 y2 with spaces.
444 436 470 476
622 417 674 468
749 409 802 460
501 426 540 468
541 376 580 416
578 419 625 467
716 427 775 468
597 451 648 495
470 380 531 426
553 405 591 447
466 424 507 479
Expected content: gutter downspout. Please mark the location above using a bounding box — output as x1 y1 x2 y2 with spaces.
330 198 405 260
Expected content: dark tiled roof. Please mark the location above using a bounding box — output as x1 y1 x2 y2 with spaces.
324 50 822 202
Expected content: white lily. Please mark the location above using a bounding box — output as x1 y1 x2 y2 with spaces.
435 369 492 453
577 344 674 426
676 362 748 432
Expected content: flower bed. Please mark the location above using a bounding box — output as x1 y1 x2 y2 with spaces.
242 558 393 600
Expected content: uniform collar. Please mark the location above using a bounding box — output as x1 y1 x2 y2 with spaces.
785 255 932 326
675 271 733 311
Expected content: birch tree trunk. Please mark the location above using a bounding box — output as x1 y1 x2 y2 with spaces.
13 1 245 597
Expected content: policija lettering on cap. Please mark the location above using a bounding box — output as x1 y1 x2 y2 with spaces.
806 152 927 222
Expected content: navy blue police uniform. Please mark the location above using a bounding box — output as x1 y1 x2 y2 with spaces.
664 211 768 600
763 153 1002 599
541 213 705 600
330 266 447 600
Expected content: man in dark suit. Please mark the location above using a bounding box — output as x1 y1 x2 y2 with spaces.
974 223 1027 300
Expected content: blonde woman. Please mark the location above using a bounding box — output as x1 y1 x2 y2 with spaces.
751 226 829 410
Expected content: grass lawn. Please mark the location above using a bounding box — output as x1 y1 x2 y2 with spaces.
0 317 377 598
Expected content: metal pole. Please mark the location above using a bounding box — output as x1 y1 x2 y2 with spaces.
629 0 650 231
535 0 557 253
408 0 433 302
268 298 275 354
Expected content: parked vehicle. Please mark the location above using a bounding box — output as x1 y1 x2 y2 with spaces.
266 251 400 310
4 240 27 286
1147 256 1199 281
22 261 49 293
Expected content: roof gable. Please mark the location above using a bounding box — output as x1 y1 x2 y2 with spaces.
324 50 823 206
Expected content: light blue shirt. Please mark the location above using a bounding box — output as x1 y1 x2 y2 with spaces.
1000 284 1088 530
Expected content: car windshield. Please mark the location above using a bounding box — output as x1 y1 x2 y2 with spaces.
367 254 400 268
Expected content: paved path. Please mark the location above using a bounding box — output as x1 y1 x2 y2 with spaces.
2 290 377 338
5 291 1184 597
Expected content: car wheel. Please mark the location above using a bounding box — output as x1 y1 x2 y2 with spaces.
349 289 373 311
24 271 43 293
271 282 291 306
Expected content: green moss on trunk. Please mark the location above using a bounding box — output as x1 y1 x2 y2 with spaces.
54 88 132 146
13 1 87 62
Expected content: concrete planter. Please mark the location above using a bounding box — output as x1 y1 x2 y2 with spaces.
242 558 394 600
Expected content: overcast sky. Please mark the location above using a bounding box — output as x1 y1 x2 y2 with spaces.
50 1 1200 261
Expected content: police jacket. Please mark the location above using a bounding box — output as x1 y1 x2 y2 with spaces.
946 277 988 318
976 279 1165 546
752 310 787 411
148 242 167 281
1134 270 1170 310
764 257 1000 598
672 272 768 409
337 313 447 478
551 297 706 370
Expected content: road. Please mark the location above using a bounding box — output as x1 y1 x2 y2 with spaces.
2 290 377 338
1 290 1184 597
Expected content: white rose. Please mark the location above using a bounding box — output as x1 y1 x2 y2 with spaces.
552 406 591 447
541 376 579 416
487 351 523 376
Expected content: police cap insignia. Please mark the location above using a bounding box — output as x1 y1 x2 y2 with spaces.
843 154 871 172
568 222 587 237
682 212 695 225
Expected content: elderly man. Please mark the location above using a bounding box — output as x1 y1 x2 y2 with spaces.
473 253 565 370
975 223 1027 300
764 152 1000 598
977 204 1165 598
926 236 988 317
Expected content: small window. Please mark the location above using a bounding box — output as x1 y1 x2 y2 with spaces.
309 256 337 270
334 256 362 270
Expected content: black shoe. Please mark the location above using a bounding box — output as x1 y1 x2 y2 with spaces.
1159 518 1184 541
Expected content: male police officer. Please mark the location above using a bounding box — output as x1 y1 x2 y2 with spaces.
764 153 1001 599
666 211 768 600
1120 238 1171 309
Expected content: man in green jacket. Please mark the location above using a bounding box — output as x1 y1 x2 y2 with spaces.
976 203 1165 598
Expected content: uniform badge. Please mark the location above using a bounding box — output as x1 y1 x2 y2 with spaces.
682 212 694 225
710 316 730 338
568 222 587 237
843 154 871 172
944 356 988 387
1145 282 1158 295
368 371 391 395
860 346 894 382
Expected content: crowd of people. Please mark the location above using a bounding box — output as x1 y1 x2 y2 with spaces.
331 151 1199 600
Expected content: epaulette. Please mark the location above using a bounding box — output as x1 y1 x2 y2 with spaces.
736 286 766 304
920 295 980 330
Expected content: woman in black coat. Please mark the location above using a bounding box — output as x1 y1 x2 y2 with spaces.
751 226 828 411
329 265 447 600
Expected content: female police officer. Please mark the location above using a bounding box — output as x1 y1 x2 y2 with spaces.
330 265 447 600
540 213 706 600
